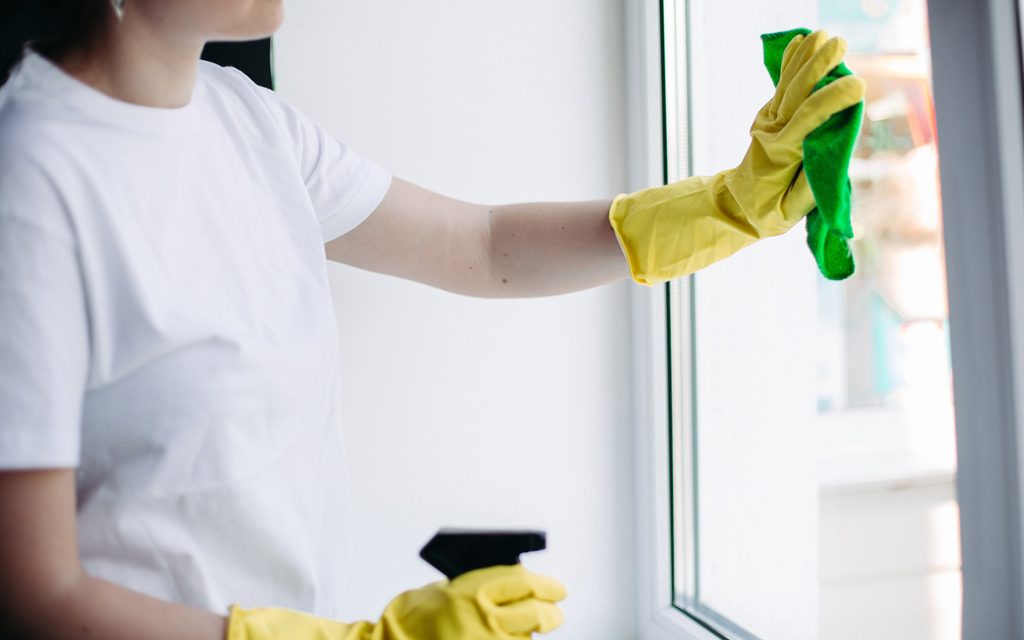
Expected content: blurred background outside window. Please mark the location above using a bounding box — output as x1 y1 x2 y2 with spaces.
669 1 961 638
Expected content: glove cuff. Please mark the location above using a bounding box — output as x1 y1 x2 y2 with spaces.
227 604 376 640
609 171 757 285
608 192 651 285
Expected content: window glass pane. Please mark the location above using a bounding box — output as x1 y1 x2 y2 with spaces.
669 2 823 638
668 1 962 639
815 2 961 638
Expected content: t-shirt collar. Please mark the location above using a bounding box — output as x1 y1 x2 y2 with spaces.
15 48 205 135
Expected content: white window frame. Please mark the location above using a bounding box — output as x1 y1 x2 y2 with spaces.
625 0 718 637
626 0 1024 638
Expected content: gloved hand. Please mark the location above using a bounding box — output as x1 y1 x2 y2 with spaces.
227 564 567 640
609 30 867 284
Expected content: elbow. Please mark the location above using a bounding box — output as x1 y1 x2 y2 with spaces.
437 206 503 298
476 206 517 299
0 564 88 637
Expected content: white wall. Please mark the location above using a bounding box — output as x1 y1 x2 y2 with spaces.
274 2 635 638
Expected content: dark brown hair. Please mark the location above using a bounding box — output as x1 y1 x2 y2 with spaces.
0 0 107 86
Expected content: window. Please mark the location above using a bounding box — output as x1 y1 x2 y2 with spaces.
666 3 824 636
671 1 961 637
627 1 983 638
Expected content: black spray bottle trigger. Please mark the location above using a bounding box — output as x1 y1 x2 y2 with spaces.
419 528 547 581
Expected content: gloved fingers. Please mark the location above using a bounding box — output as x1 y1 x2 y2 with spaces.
525 572 568 602
491 599 565 635
779 34 805 81
771 30 828 116
776 30 826 96
478 568 568 605
780 170 816 224
779 36 849 120
779 75 865 145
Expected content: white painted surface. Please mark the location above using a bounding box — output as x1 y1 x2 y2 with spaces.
274 2 634 638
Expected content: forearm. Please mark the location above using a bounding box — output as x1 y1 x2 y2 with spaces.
484 198 629 297
326 179 629 297
3 570 225 640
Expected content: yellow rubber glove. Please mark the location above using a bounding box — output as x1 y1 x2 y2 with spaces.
227 564 567 640
609 30 867 284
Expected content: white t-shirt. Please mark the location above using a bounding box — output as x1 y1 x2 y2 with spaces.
0 50 391 617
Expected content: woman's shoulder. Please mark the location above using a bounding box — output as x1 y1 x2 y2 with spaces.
196 57 327 139
0 88 69 184
0 69 70 148
0 107 76 239
0 53 132 163
0 68 97 232
195 58 281 118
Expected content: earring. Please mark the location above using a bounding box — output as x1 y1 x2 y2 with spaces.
111 0 125 20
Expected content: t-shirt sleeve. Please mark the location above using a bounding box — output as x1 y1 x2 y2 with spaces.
0 168 88 469
227 67 392 243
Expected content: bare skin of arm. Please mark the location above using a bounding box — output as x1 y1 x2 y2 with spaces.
325 177 630 298
0 469 226 639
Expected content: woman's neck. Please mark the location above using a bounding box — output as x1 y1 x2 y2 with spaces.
53 10 204 109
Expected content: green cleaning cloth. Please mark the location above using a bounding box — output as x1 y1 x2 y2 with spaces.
761 28 865 280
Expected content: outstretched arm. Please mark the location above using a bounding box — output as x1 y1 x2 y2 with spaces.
324 177 629 298
327 31 866 293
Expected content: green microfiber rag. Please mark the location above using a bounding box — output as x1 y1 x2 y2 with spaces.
761 28 865 280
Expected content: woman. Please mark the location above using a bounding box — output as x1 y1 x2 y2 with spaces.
0 1 864 638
